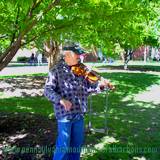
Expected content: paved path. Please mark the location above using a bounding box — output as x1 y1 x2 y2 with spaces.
1 65 160 76
0 63 101 76
0 66 48 76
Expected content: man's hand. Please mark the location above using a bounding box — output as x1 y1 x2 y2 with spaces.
60 99 72 111
99 78 115 90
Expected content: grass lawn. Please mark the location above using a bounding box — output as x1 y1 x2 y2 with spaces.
94 61 160 72
0 73 47 79
0 97 53 118
82 72 160 160
0 71 160 159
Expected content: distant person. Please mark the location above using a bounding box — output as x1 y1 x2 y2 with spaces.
36 52 43 66
108 57 114 64
102 57 107 63
155 49 160 61
29 53 35 66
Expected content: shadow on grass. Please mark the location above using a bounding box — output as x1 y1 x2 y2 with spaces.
0 76 46 98
0 112 57 160
82 72 160 160
0 96 56 159
0 72 160 159
83 100 160 160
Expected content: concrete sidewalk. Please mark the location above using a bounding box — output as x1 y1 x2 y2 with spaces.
0 63 101 76
1 64 160 77
0 66 48 76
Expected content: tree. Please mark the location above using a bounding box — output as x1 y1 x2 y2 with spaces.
0 0 159 70
0 0 61 70
114 1 160 68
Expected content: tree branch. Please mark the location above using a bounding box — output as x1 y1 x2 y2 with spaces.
22 17 80 47
21 25 57 47
10 6 20 45
21 36 38 46
22 0 61 37
0 33 23 64
1 0 61 65
43 0 61 15
28 0 44 17
0 34 8 39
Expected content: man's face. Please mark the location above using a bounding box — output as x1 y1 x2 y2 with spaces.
64 51 80 66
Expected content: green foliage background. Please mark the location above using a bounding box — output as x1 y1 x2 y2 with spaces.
0 0 159 56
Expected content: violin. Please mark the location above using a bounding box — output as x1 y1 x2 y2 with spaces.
71 63 115 90
71 63 101 83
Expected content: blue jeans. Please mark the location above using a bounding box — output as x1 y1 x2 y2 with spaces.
53 116 84 160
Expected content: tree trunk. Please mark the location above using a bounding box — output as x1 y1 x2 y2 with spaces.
124 50 129 70
91 45 98 58
120 51 125 63
44 40 62 70
151 47 156 59
143 45 147 63
124 49 134 70
0 35 22 71
0 0 61 71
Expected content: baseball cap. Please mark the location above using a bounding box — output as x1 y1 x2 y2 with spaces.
63 45 85 55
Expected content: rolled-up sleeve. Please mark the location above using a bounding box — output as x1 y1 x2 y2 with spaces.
44 70 62 103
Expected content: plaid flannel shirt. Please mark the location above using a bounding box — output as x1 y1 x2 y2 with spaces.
44 59 99 120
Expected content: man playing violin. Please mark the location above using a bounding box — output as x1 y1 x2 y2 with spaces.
44 44 115 160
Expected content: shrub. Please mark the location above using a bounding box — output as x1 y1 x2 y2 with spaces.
17 57 29 63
